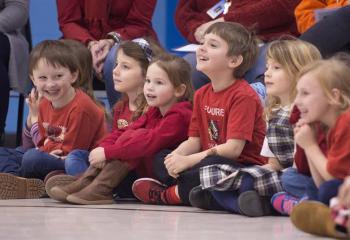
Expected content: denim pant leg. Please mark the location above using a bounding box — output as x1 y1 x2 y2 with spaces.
20 148 65 180
103 44 121 108
183 52 210 90
281 167 318 199
64 149 90 176
318 179 343 205
0 146 25 176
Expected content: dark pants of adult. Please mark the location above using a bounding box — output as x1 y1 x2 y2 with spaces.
0 33 10 140
318 179 343 205
153 149 245 205
300 5 350 57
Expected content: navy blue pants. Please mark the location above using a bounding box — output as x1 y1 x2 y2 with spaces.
0 146 25 175
300 5 350 57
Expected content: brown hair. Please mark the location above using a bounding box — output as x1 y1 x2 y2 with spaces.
265 39 322 119
205 22 259 78
151 54 194 103
29 40 79 78
29 40 107 115
114 38 164 120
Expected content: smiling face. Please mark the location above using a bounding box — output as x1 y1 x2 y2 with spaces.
195 33 234 75
144 63 180 115
31 58 77 108
112 49 145 95
294 71 331 124
264 58 291 105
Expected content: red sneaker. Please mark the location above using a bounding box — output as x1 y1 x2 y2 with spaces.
132 178 168 204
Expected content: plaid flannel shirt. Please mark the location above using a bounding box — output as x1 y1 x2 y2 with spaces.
200 164 283 196
267 107 294 168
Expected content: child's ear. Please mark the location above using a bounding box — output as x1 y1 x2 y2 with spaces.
174 84 187 98
330 88 343 105
229 55 243 69
71 71 79 84
30 75 37 87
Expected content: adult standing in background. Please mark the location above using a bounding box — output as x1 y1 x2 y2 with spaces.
0 0 29 145
175 0 300 89
57 0 158 108
296 0 350 57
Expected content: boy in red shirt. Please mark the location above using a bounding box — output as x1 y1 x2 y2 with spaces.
133 22 266 205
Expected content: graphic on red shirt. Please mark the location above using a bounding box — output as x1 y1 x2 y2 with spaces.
42 122 66 143
208 119 219 144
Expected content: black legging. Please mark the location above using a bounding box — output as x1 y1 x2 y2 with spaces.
153 149 246 205
0 32 10 138
300 5 350 57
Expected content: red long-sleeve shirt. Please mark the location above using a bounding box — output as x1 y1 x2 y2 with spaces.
38 90 107 155
99 101 193 178
56 0 157 45
175 0 300 43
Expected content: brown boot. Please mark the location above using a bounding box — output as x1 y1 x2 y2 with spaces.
291 201 348 238
0 173 45 199
45 174 77 200
66 160 129 205
49 165 100 202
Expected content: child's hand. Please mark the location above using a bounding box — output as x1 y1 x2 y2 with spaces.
338 176 350 207
294 119 317 149
89 147 106 168
164 153 189 178
26 88 41 127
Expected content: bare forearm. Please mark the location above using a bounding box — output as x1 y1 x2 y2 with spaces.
173 137 201 156
305 145 334 186
185 140 245 170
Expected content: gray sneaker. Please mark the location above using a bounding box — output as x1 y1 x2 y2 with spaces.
238 190 273 217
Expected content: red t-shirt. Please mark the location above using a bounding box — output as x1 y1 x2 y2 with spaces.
188 80 266 165
38 90 107 155
327 110 350 179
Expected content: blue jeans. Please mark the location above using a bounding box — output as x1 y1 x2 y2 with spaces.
103 44 121 108
183 44 268 88
20 148 65 180
0 146 25 176
281 167 318 200
318 179 343 205
64 149 90 176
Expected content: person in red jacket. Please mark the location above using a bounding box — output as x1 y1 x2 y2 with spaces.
296 1 350 57
47 54 194 205
56 0 158 108
175 0 300 89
